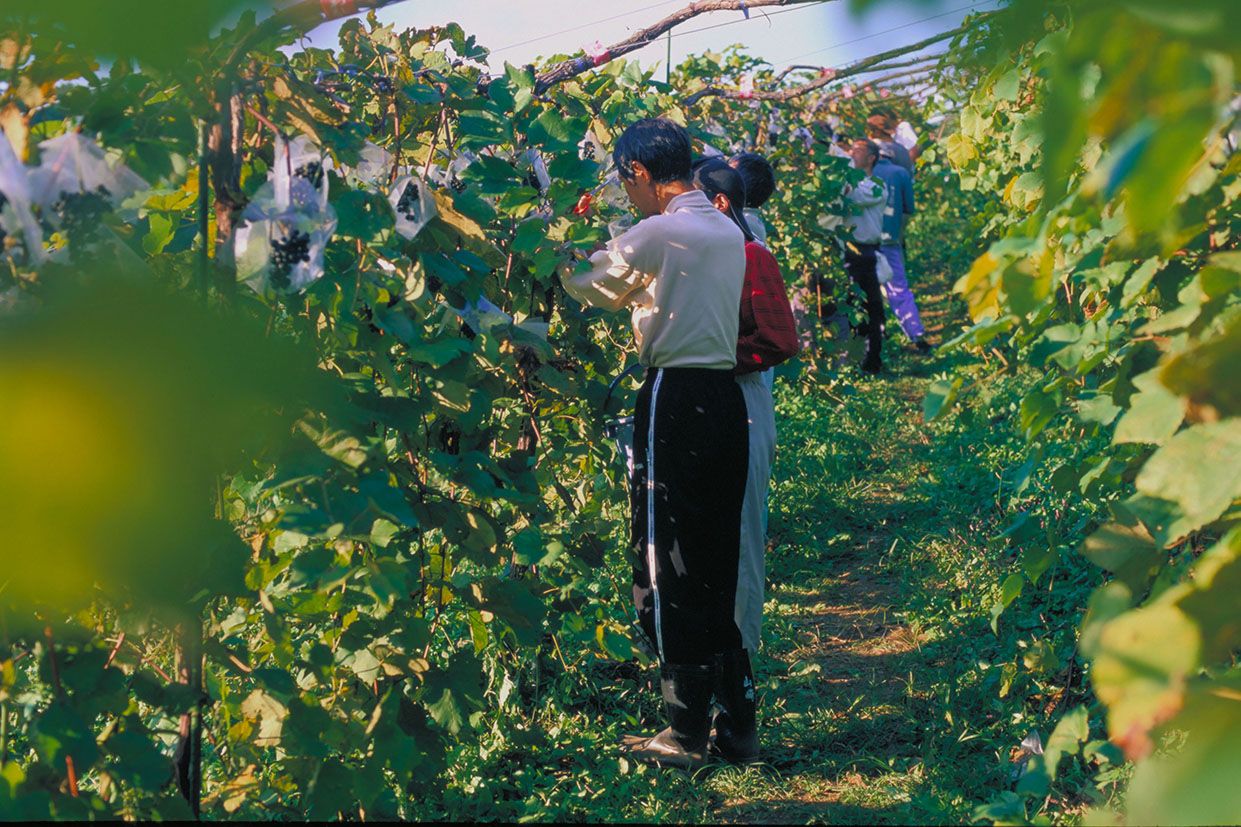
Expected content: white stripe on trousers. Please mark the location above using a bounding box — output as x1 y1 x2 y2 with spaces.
646 368 666 660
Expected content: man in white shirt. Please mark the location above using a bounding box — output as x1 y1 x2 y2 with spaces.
843 139 889 373
561 118 750 768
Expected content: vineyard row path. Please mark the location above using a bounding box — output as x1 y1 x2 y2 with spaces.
702 261 1001 824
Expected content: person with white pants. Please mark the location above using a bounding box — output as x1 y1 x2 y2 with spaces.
692 158 800 763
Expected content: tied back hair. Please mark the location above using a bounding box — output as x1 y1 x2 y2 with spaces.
691 157 754 243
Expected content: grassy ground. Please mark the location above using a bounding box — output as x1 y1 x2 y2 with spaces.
424 260 1054 823
694 271 1025 824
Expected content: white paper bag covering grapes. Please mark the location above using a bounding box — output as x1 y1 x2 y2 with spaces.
389 175 438 240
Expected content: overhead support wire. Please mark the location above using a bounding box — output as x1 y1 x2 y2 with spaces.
532 0 835 93
488 0 685 56
774 0 995 64
776 51 944 82
682 14 990 105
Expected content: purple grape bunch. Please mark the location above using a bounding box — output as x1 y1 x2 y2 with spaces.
269 229 311 289
294 161 324 188
396 181 423 222
52 185 111 250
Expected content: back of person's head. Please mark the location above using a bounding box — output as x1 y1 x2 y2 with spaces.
728 152 776 208
691 157 753 242
613 118 692 184
865 112 891 138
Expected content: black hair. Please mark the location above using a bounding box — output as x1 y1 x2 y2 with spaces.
728 152 776 208
855 138 880 162
613 118 693 184
691 157 753 242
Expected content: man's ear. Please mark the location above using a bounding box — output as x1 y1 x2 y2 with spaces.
713 193 730 213
629 160 652 184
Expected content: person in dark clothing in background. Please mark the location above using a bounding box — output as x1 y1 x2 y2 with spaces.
842 138 888 373
728 151 776 249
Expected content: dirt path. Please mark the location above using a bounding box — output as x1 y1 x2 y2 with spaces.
703 267 980 824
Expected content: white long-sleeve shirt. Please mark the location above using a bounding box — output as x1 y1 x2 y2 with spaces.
844 176 887 245
563 189 745 369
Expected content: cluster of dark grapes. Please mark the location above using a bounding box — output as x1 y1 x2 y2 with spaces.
52 186 111 249
396 181 422 222
294 161 324 188
0 191 8 249
373 76 393 95
269 229 311 290
449 176 467 193
579 140 597 161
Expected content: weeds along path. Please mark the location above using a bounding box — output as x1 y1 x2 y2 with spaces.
697 266 1020 824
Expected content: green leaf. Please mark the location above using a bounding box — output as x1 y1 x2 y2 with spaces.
455 110 509 148
1020 386 1060 440
334 190 393 240
1080 581 1133 660
473 576 546 647
142 213 176 255
527 109 578 149
502 62 534 113
923 376 963 423
421 251 468 287
510 526 543 566
1135 420 1241 539
1043 705 1090 775
1125 679 1241 826
370 518 400 548
407 338 471 368
305 758 354 820
993 68 1021 102
1076 392 1121 426
32 702 97 770
421 653 484 735
1120 257 1164 307
1175 527 1241 663
1091 604 1200 752
1021 544 1058 584
511 217 548 256
1160 313 1241 418
1113 370 1186 445
1081 518 1160 591
990 573 1024 633
1015 753 1051 797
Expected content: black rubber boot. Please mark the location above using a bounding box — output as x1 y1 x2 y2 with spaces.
622 662 716 769
712 649 760 764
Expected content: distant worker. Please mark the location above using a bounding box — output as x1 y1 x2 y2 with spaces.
866 111 914 176
843 138 889 373
871 146 931 353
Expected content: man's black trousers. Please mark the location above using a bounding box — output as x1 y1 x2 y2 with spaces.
844 242 884 370
630 367 749 666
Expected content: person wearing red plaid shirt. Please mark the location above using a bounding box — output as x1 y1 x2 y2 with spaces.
692 157 799 764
